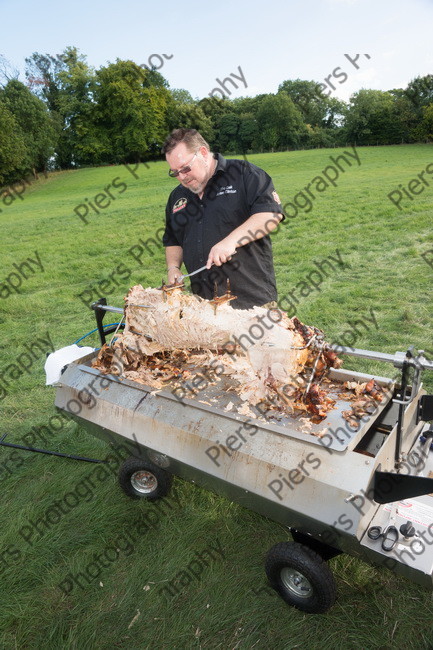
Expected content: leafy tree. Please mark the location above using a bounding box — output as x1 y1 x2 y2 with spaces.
344 89 401 145
237 112 259 152
392 94 419 142
405 75 433 114
231 94 268 117
216 112 241 153
0 79 58 174
198 96 232 120
230 96 266 151
25 49 68 112
0 103 26 185
26 48 174 165
197 96 234 149
94 59 170 162
304 125 338 148
142 69 169 89
256 93 306 150
55 50 98 166
19 47 433 163
166 89 214 143
25 47 96 167
278 79 332 128
411 102 433 142
322 96 346 129
170 88 194 104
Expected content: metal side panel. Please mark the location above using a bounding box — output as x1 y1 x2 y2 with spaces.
359 496 433 589
54 360 387 549
357 433 433 589
53 352 433 588
59 409 374 557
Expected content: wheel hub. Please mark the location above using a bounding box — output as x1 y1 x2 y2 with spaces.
131 470 158 494
280 568 313 598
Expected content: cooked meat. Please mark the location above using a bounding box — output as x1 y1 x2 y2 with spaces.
93 284 341 421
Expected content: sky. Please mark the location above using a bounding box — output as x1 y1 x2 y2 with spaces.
1 0 432 102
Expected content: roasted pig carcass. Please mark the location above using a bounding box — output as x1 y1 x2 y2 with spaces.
93 285 341 420
122 285 311 374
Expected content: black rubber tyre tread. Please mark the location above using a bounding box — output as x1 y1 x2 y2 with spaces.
265 541 337 614
118 456 172 500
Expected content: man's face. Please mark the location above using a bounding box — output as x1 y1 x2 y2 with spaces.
166 143 211 195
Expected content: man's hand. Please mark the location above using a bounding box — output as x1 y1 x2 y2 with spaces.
167 267 182 285
206 238 237 268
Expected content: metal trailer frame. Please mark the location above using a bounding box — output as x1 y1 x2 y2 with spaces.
52 300 433 613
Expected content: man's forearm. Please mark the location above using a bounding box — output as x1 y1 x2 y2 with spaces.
165 245 183 283
165 245 183 269
206 212 283 267
227 212 283 249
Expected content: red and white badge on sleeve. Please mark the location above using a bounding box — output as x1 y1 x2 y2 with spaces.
272 190 281 204
173 197 187 213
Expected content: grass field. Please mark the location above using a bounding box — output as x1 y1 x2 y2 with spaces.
1 144 433 649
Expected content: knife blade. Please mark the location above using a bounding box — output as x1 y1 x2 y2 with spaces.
178 264 209 281
178 252 236 281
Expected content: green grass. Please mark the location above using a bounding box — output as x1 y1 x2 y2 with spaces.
1 144 433 649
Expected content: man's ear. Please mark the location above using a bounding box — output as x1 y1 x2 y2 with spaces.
200 146 210 159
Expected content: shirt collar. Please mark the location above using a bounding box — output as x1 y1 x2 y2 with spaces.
213 152 227 173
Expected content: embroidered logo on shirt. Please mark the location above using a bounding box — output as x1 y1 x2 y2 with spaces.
216 185 237 196
173 198 187 213
272 190 281 204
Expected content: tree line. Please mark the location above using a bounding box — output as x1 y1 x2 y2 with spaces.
0 47 432 187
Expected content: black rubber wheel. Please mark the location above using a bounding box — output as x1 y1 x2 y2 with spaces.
118 456 172 500
265 541 337 614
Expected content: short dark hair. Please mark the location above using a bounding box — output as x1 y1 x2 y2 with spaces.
161 128 210 155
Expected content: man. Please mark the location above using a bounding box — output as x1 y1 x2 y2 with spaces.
162 128 284 310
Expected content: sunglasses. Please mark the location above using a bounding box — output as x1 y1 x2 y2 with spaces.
168 152 198 178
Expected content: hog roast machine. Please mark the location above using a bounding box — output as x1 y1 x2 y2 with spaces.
53 297 433 614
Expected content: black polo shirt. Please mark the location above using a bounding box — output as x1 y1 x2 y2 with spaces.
162 153 284 309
